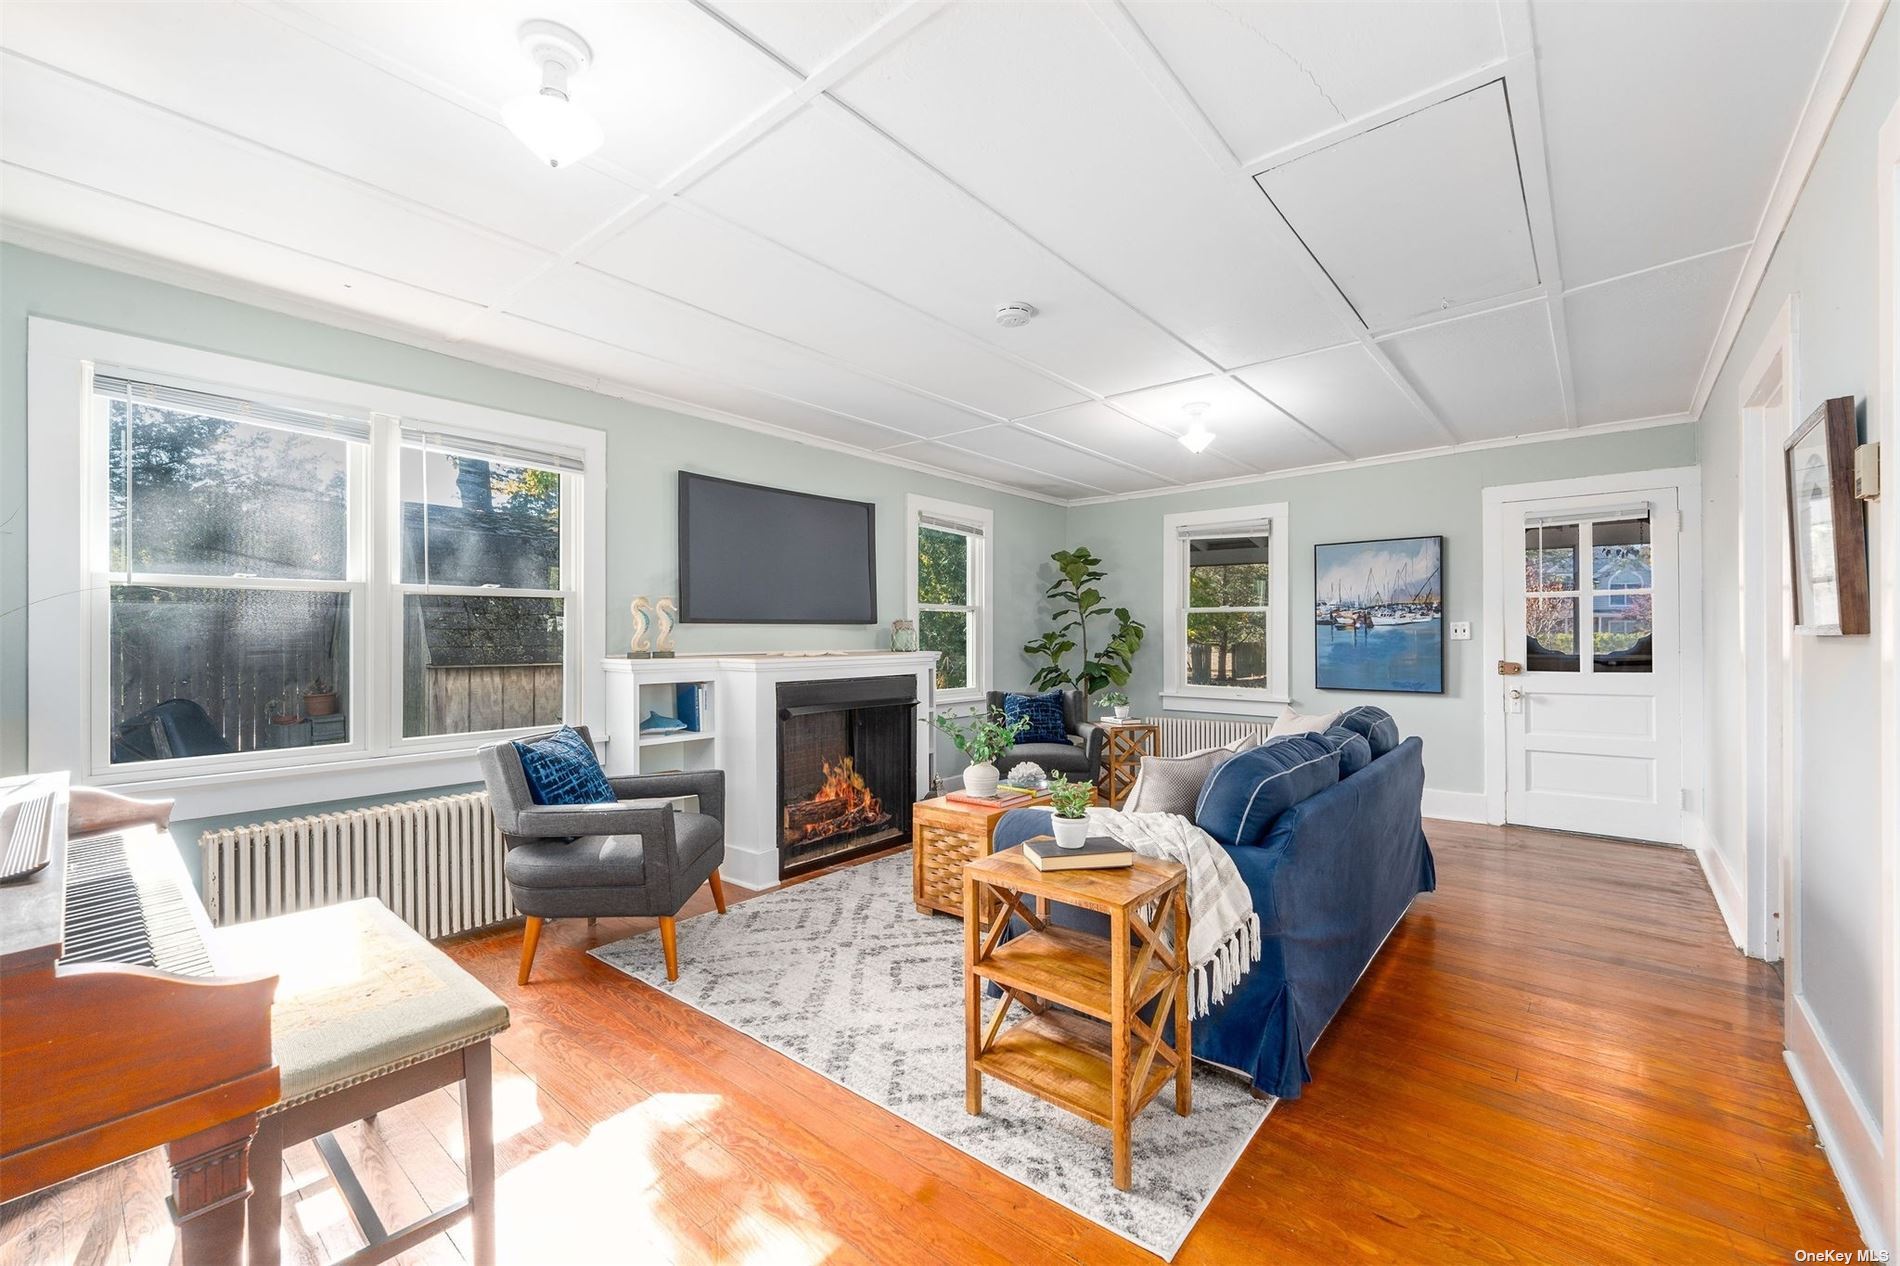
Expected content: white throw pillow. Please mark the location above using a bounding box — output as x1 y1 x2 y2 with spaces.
1268 707 1339 739
1121 733 1257 817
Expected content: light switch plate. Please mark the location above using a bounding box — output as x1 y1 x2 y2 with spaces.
1449 621 1472 641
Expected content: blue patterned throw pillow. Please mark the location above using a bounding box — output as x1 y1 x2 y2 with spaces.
514 726 616 806
1003 690 1069 745
1334 705 1401 758
1194 734 1340 848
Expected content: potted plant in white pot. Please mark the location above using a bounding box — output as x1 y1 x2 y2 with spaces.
1047 773 1092 849
932 707 1029 799
1098 690 1131 721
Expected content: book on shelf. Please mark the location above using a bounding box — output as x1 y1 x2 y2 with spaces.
1022 835 1135 871
946 788 1035 809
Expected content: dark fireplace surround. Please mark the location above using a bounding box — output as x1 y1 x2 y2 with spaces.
776 675 916 878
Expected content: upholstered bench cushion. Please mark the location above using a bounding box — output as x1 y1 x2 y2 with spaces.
216 899 509 1110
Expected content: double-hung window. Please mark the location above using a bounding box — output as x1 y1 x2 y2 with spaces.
29 319 604 814
1160 503 1290 714
97 376 368 764
907 495 992 705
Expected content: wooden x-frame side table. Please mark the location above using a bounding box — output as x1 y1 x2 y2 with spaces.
1098 721 1159 808
962 845 1191 1190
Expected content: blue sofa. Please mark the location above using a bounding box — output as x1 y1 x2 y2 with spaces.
993 734 1435 1099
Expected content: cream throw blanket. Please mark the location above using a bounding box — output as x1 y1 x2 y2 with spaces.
1080 808 1260 1017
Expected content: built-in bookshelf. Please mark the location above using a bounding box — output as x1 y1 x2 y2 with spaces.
601 662 720 777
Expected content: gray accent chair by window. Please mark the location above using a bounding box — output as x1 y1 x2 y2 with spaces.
478 725 727 985
983 688 1106 783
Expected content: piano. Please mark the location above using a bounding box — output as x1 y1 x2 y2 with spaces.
0 773 279 1264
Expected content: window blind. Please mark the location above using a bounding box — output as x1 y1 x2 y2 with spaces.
919 512 985 537
1176 521 1270 540
399 424 585 473
1525 503 1652 527
93 374 372 443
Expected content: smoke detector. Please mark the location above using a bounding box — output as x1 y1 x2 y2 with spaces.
994 301 1037 328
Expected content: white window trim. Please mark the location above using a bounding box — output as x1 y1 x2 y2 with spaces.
25 317 606 820
905 494 992 707
1159 502 1290 716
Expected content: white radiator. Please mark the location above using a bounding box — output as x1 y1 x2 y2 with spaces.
1146 716 1274 756
201 791 518 940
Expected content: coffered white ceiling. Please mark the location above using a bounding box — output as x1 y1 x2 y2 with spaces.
0 0 1855 502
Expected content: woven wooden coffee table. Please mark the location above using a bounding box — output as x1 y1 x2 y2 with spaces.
962 845 1190 1190
911 787 1093 918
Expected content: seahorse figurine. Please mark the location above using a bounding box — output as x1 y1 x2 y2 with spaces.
629 595 653 657
654 596 678 657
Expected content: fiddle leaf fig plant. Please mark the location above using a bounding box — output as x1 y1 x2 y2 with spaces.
1022 546 1145 703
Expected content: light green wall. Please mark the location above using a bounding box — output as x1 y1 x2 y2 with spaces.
1065 423 1697 795
0 242 1697 874
0 244 1065 872
1696 7 1894 1128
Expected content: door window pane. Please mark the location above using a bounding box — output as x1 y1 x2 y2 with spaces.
919 609 970 691
917 527 970 605
400 448 562 589
403 595 565 737
1523 524 1578 592
1186 612 1268 687
107 399 348 580
1593 594 1654 672
1593 518 1653 590
1525 596 1578 672
1188 536 1269 606
109 586 350 762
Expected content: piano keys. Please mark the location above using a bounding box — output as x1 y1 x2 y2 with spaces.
0 773 279 1265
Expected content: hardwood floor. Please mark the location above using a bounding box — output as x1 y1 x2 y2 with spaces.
1 820 1863 1265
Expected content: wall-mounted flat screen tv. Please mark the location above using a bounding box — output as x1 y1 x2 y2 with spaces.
678 472 877 624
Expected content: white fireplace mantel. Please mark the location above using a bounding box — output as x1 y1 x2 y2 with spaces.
599 652 938 890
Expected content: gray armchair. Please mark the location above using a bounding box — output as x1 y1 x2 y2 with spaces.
478 725 726 985
983 689 1106 783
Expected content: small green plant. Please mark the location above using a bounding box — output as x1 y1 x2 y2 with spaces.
1096 690 1129 709
1047 773 1092 820
306 677 333 695
932 707 1028 766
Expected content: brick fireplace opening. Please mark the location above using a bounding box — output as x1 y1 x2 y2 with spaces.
776 675 917 878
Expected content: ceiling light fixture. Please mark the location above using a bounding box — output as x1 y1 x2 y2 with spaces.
503 20 603 169
1179 401 1216 453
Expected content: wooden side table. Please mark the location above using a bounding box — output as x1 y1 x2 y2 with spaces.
962 846 1190 1190
912 788 1092 918
1098 721 1159 808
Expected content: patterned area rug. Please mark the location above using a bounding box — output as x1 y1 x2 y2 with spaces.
590 853 1272 1259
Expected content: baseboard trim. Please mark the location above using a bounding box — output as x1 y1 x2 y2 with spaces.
1421 788 1487 823
1692 831 1746 951
1785 993 1890 1256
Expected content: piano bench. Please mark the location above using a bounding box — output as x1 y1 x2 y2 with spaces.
216 899 510 1266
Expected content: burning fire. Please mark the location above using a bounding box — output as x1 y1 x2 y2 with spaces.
783 756 889 844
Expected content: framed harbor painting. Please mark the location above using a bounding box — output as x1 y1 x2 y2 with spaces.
1314 535 1444 693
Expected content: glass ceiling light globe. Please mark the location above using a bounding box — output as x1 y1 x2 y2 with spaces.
1178 400 1215 452
503 90 603 168
504 20 602 169
1179 424 1217 453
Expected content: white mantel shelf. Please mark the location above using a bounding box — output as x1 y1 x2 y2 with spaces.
600 651 939 891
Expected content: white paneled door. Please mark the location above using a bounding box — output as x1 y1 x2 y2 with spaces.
1501 488 1682 843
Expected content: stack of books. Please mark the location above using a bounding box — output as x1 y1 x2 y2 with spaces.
947 787 1036 809
1022 835 1135 871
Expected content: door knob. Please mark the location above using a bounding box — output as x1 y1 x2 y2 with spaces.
1509 688 1524 700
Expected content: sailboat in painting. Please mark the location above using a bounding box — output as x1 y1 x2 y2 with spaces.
1313 536 1444 694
